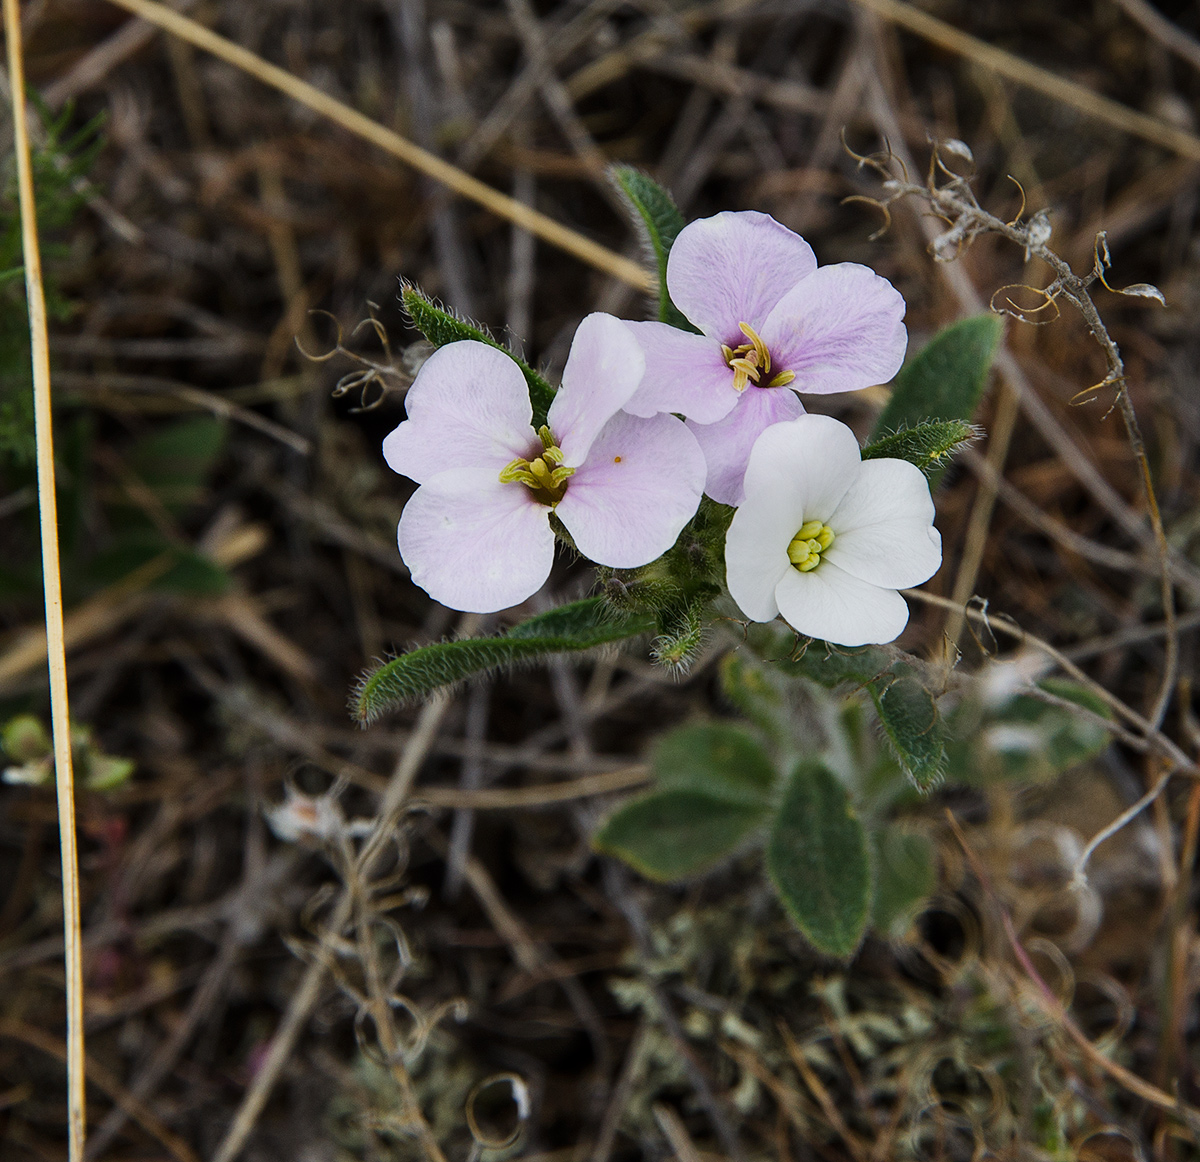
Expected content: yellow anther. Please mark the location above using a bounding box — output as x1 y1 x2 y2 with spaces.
767 369 796 388
499 428 575 504
737 322 772 372
787 522 835 573
723 321 793 392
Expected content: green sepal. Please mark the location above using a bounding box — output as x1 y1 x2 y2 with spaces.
354 598 654 723
861 419 979 479
609 166 695 332
400 284 556 428
767 761 871 958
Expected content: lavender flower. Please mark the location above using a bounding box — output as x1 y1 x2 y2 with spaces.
384 313 706 613
625 211 908 504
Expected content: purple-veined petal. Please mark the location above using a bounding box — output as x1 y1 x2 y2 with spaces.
773 560 911 646
623 321 740 424
383 341 535 485
397 468 554 613
550 313 646 465
667 211 817 344
687 387 805 506
824 459 942 589
555 412 705 568
760 263 907 395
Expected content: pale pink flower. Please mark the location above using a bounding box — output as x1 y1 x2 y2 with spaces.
624 211 907 505
725 415 941 646
384 313 706 614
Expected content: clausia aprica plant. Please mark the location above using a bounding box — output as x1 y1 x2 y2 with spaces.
345 160 1111 958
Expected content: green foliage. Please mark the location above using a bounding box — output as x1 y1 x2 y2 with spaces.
875 314 1003 434
123 415 227 512
870 829 936 938
400 284 556 427
610 166 693 331
767 761 871 957
870 669 945 791
594 722 776 880
861 419 979 479
354 598 654 722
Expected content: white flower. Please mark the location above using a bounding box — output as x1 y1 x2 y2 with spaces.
724 415 942 646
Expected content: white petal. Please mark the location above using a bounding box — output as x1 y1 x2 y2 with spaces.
724 498 794 622
774 561 911 646
397 468 554 613
824 459 942 589
383 341 535 485
740 413 862 523
550 313 646 465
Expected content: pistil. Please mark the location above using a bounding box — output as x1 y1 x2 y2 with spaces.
720 322 797 392
499 425 575 505
787 519 835 572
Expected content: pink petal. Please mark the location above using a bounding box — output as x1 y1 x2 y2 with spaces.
774 561 911 646
760 263 907 395
667 211 816 344
383 342 535 485
739 413 863 524
825 459 942 590
555 412 705 568
397 468 554 613
550 313 646 465
686 387 804 506
623 321 740 424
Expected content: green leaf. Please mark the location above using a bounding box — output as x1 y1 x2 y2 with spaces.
400 285 556 427
870 829 935 938
870 670 945 791
594 789 769 881
354 598 654 722
875 314 1003 434
861 419 978 479
768 761 871 957
651 722 777 805
609 166 694 331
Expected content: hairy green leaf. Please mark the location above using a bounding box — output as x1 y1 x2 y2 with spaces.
355 598 653 722
875 314 1003 435
651 722 777 805
610 166 694 331
870 829 935 938
871 671 945 790
400 284 556 427
861 419 978 478
768 761 871 957
594 789 768 881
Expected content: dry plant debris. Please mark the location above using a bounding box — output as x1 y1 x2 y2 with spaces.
5 1 1200 1160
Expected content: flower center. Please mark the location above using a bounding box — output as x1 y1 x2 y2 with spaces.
721 322 797 393
787 520 835 572
498 425 575 506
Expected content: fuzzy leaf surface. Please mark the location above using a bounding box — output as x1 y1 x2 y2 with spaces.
594 789 768 881
874 314 1002 486
610 166 694 331
355 598 652 722
861 419 977 479
871 670 945 790
401 285 556 427
768 761 871 957
651 722 777 805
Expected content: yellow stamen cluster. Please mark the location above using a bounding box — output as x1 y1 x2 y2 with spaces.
787 519 835 572
499 425 574 505
721 321 797 392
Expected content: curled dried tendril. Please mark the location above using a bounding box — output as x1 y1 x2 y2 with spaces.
988 282 1062 326
465 1073 530 1151
297 303 417 411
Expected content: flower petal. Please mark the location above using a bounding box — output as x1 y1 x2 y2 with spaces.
760 263 907 395
738 413 863 521
825 459 942 589
383 341 535 485
688 389 806 507
623 321 740 424
550 313 646 465
397 469 554 613
556 412 705 568
666 211 817 344
724 498 798 624
774 560 911 646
